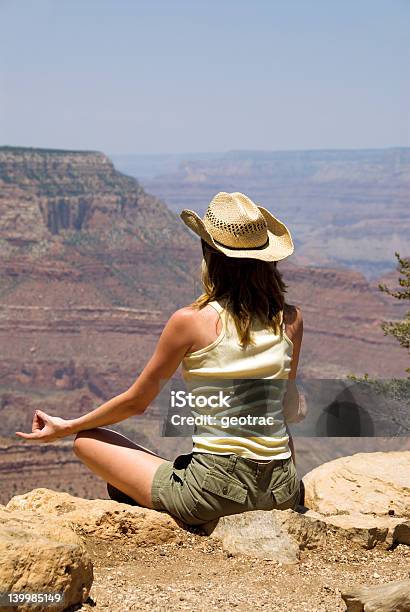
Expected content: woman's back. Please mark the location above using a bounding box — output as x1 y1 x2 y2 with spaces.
180 299 298 460
182 299 294 379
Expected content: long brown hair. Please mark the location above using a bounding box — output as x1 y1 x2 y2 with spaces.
191 238 290 349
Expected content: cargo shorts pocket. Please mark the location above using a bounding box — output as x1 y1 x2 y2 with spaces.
271 473 300 510
190 468 249 523
202 470 248 504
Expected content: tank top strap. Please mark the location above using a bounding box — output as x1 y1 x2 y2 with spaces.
208 300 230 335
208 300 225 314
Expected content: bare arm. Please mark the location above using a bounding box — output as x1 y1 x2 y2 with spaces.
282 306 304 467
16 308 197 441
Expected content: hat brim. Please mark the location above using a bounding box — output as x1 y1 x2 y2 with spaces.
180 206 294 262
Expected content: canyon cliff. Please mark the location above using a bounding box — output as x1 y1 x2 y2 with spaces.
0 145 408 505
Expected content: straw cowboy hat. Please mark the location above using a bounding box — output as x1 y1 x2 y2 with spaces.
180 192 294 262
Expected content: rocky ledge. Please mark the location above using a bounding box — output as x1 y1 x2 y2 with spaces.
1 451 410 611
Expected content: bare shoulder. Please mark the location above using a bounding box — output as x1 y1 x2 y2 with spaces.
167 305 198 328
166 303 212 331
157 306 200 353
283 303 303 325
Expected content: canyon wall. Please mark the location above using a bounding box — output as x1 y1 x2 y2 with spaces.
0 146 408 504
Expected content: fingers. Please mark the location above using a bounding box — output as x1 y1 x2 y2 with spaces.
15 431 51 442
31 410 42 432
35 410 49 424
15 431 40 439
16 409 54 442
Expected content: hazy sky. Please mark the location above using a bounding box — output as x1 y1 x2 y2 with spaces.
1 0 409 154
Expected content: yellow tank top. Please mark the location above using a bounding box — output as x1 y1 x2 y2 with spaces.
181 300 293 460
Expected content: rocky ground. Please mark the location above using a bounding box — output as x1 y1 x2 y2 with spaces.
75 531 410 612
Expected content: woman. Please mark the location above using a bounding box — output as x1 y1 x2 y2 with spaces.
16 192 304 526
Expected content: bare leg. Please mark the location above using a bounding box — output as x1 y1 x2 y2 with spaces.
73 427 169 508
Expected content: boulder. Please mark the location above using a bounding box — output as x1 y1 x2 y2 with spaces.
202 508 328 564
0 508 92 612
6 488 184 545
202 504 405 564
303 451 410 518
341 577 410 611
303 509 404 549
300 451 410 549
392 521 410 547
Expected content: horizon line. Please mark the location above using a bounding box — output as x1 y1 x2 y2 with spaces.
1 144 410 157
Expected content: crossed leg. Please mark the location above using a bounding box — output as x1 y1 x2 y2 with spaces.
73 427 169 508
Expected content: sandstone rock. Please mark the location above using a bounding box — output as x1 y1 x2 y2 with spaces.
6 488 183 544
202 502 409 564
393 521 410 546
202 508 328 564
303 509 404 549
341 576 410 611
303 451 410 518
0 508 92 612
301 451 410 550
275 508 328 551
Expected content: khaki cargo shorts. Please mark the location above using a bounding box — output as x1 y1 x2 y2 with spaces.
151 450 301 526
